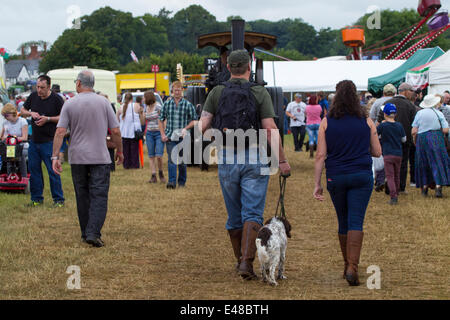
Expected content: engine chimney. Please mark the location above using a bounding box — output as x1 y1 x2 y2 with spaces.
231 19 245 51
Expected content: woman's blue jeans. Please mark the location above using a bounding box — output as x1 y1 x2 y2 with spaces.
326 172 373 234
306 124 320 145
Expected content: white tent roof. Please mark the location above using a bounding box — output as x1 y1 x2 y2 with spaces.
263 60 405 92
429 50 450 94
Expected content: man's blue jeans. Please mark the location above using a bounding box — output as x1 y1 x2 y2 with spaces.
28 141 64 203
218 148 270 230
326 172 373 234
166 140 187 185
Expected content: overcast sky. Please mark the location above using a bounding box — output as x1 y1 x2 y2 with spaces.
1 0 448 54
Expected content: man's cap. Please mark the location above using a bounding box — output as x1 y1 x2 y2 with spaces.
51 84 61 92
398 83 413 92
383 103 397 116
295 93 302 98
227 50 250 68
383 84 397 95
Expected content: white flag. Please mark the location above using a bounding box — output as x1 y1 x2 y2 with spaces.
130 50 139 63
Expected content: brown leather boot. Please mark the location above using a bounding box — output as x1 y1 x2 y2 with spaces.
338 233 348 279
309 147 314 159
228 229 242 272
345 230 364 286
238 221 261 280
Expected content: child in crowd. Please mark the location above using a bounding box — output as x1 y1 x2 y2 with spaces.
377 103 406 205
1 103 29 177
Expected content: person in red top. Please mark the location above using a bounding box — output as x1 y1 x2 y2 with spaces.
305 95 322 158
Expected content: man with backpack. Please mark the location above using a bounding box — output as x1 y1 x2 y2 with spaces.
199 49 291 280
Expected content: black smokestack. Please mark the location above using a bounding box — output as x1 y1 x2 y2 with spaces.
231 19 245 51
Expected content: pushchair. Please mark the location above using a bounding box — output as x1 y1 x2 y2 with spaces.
0 135 30 193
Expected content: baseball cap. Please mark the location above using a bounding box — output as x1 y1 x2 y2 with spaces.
398 83 413 92
294 93 302 98
383 103 397 115
383 84 397 95
227 49 250 68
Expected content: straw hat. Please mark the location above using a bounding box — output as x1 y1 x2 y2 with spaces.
420 94 441 109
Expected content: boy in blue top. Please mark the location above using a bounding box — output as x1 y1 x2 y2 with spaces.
377 103 407 205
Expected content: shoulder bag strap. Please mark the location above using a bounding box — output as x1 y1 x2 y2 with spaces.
430 108 443 131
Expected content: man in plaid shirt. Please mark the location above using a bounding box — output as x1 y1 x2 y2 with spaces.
159 81 197 189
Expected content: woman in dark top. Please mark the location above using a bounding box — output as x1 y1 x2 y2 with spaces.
313 80 381 286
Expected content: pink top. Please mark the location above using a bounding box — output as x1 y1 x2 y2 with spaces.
305 104 322 125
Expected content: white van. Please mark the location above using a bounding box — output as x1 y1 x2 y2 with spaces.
47 66 117 104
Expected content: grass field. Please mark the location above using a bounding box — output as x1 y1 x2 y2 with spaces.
0 135 448 300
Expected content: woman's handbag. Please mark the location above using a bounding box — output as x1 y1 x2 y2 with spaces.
132 104 145 141
431 108 450 152
134 130 145 141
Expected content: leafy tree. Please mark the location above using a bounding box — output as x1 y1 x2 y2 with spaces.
80 7 139 65
120 51 211 81
285 19 317 56
170 5 221 53
39 29 119 73
135 14 170 55
255 48 312 61
357 9 429 58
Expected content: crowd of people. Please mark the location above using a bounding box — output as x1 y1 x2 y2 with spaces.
0 49 449 287
285 83 450 202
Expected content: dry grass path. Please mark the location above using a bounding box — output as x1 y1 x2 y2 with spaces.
0 136 448 299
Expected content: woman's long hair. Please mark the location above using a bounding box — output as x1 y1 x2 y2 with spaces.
144 91 156 106
308 95 318 105
328 80 367 119
122 93 133 119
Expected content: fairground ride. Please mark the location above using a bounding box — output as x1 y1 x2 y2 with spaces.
342 0 449 60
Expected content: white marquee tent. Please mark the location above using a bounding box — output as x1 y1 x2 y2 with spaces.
263 60 405 94
406 50 450 94
428 50 450 94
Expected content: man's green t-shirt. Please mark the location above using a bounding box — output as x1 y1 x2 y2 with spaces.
202 78 275 121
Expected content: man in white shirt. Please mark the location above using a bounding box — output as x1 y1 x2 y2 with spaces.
286 93 307 152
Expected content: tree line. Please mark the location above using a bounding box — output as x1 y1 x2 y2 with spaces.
38 5 450 78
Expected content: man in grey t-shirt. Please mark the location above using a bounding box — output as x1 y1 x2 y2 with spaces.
52 70 124 247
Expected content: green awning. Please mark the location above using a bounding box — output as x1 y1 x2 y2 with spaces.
368 47 445 96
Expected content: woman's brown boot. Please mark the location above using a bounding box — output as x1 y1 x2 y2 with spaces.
345 230 364 286
310 147 314 159
338 234 348 279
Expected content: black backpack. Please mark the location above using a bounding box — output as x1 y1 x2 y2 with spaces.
212 81 260 133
